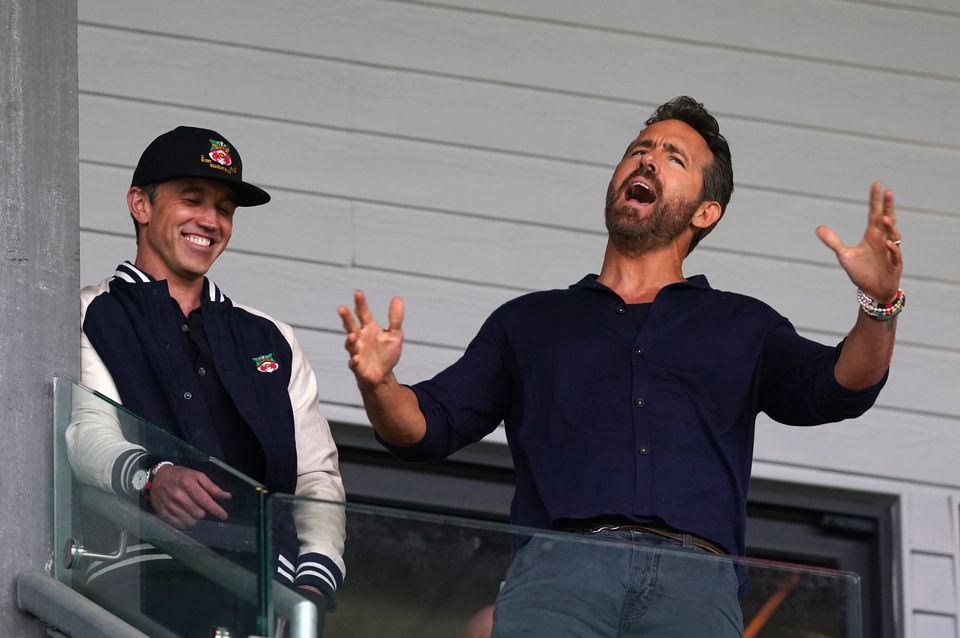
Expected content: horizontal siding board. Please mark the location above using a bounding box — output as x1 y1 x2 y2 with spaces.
714 189 959 283
911 553 958 614
874 0 960 16
912 613 957 638
81 232 960 418
353 202 603 291
909 493 958 554
683 251 959 352
426 0 960 79
78 0 960 148
754 408 960 488
78 25 635 175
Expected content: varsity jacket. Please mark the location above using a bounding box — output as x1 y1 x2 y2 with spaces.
68 262 346 603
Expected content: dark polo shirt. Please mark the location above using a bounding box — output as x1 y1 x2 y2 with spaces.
382 274 885 558
173 301 267 483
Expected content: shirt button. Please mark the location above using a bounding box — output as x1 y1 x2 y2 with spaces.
634 346 645 356
198 366 206 376
635 398 646 408
183 391 192 400
616 306 626 314
180 323 190 333
638 445 651 455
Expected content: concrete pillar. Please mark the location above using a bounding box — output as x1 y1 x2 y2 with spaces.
0 1 79 635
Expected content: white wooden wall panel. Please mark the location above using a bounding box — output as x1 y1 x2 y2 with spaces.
77 0 960 632
431 0 960 79
913 613 957 638
753 409 960 487
78 0 960 148
909 494 958 555
913 553 959 614
871 0 960 16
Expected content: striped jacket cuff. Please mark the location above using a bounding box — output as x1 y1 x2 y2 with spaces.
110 448 155 498
284 552 343 610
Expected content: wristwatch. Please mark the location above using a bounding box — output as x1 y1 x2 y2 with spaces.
131 460 174 493
131 467 151 493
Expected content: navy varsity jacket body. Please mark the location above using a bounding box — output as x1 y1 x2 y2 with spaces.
69 262 345 603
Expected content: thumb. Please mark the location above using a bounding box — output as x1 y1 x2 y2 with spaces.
815 225 845 254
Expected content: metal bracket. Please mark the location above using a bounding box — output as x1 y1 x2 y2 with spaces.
62 530 129 569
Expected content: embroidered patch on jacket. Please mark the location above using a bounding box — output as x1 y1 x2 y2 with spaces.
200 139 238 175
252 353 280 373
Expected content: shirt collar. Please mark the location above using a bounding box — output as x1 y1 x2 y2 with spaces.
570 273 712 293
111 261 227 303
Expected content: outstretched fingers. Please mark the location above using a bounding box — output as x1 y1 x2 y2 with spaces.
387 296 404 332
337 304 358 334
867 181 883 225
869 182 898 236
354 289 375 326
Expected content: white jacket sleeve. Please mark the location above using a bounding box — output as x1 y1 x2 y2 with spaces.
65 283 147 496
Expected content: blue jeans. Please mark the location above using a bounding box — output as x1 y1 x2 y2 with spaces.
491 529 743 638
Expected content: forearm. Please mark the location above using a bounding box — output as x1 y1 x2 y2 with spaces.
360 374 427 447
834 310 897 391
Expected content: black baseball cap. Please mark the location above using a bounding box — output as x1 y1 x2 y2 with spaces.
130 126 271 207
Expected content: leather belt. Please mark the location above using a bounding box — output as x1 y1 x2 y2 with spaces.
561 519 725 556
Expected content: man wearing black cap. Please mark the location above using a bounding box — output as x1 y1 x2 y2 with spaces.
68 126 345 633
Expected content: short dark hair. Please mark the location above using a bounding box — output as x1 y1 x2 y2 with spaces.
645 96 733 253
131 182 160 243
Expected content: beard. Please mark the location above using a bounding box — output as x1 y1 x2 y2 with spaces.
604 173 699 256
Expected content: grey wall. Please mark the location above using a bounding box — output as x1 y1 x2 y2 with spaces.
75 1 960 635
1 0 79 635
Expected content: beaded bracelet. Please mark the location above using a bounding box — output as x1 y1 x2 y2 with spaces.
857 288 905 321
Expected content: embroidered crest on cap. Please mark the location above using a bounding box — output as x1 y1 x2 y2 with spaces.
252 353 280 373
208 139 233 166
200 139 238 175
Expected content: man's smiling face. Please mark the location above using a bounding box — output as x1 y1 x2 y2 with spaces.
132 178 237 284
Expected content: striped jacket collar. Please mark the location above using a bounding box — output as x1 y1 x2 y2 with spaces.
112 261 227 303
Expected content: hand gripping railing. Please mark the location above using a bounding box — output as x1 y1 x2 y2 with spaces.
62 484 321 638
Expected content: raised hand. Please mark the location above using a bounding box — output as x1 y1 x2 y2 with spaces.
816 182 903 303
338 290 405 390
148 465 231 529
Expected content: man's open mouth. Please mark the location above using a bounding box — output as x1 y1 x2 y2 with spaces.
626 181 656 205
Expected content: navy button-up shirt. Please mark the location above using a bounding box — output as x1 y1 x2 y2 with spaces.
387 274 885 557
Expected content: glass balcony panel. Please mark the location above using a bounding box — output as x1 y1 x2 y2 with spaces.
53 375 274 637
271 494 861 637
